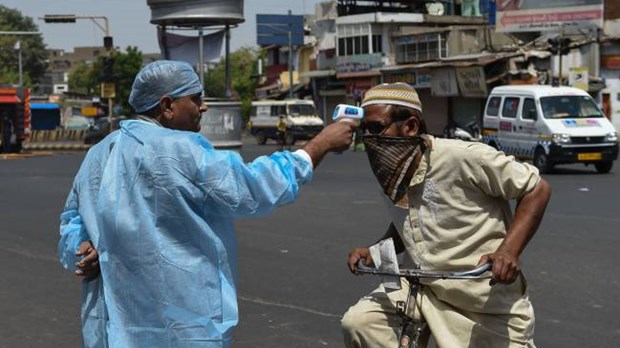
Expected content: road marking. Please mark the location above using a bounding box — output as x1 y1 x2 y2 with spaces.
0 245 57 262
238 296 341 318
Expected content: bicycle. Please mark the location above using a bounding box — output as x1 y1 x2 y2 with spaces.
355 261 492 348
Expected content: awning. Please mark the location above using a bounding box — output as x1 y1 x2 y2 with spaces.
301 69 336 78
31 103 60 110
0 95 21 104
336 70 381 79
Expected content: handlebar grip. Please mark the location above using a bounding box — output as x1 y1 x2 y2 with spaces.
450 263 492 277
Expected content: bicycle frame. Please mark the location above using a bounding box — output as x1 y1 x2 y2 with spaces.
355 262 492 348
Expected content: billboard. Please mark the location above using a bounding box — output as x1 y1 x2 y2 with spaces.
257 14 304 46
495 0 604 32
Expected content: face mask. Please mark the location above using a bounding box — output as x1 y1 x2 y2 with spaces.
363 134 430 208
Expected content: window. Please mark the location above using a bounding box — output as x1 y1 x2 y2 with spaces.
346 37 354 55
372 35 382 53
521 98 537 120
255 106 270 117
288 104 317 116
540 96 604 119
337 23 371 56
271 105 286 117
395 32 447 64
501 97 520 118
486 97 501 116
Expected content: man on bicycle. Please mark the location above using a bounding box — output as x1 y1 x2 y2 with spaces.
341 82 552 347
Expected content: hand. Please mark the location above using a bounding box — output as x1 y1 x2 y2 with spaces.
75 240 100 282
347 247 373 275
478 248 520 285
319 121 356 152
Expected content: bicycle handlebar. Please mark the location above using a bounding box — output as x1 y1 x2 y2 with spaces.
355 261 492 280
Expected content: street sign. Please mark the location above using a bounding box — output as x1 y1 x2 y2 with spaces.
256 14 304 46
100 82 116 98
81 106 99 117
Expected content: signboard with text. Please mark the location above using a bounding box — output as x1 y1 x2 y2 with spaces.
495 0 603 33
431 68 459 97
569 67 589 90
456 67 488 98
383 69 432 89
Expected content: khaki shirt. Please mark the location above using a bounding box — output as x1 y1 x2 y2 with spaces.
390 136 540 345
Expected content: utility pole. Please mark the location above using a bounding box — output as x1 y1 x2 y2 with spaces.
548 26 571 86
288 10 294 99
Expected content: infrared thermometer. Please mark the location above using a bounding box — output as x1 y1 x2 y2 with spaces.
332 104 364 123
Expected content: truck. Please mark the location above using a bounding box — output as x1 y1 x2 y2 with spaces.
0 86 30 153
248 99 324 145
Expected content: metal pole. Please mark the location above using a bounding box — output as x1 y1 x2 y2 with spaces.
288 30 293 99
225 24 232 99
198 27 205 91
558 26 564 86
17 41 23 87
593 28 601 90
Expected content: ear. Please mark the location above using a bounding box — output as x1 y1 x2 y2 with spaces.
402 116 420 137
159 96 174 121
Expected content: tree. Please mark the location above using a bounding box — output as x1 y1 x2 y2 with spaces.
112 46 143 114
203 47 260 120
68 46 143 115
68 61 97 95
0 5 48 86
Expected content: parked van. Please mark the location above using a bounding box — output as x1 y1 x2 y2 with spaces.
248 99 324 145
482 85 618 173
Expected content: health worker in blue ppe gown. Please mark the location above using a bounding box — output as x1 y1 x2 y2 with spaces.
58 60 355 348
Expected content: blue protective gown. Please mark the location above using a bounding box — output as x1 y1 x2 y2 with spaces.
58 119 313 348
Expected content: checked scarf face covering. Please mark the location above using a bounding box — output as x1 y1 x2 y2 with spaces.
362 135 431 208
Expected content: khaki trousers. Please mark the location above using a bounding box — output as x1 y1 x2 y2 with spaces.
341 280 536 348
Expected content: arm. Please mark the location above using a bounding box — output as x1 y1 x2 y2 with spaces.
346 223 404 274
479 178 551 285
58 188 89 270
203 121 355 217
58 188 100 281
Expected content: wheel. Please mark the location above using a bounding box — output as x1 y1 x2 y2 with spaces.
594 161 613 174
285 132 295 146
533 148 553 174
255 131 266 145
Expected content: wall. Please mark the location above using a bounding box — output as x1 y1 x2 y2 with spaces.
418 89 448 136
600 70 620 134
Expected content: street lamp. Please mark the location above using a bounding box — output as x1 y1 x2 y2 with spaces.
41 14 114 130
0 31 41 88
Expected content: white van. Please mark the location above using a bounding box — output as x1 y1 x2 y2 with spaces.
248 99 324 145
482 85 618 173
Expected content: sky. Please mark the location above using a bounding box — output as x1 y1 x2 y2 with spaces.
2 0 325 55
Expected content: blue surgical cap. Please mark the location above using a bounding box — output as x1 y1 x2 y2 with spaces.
129 60 203 113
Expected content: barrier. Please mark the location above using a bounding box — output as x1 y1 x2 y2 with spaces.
23 129 90 151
